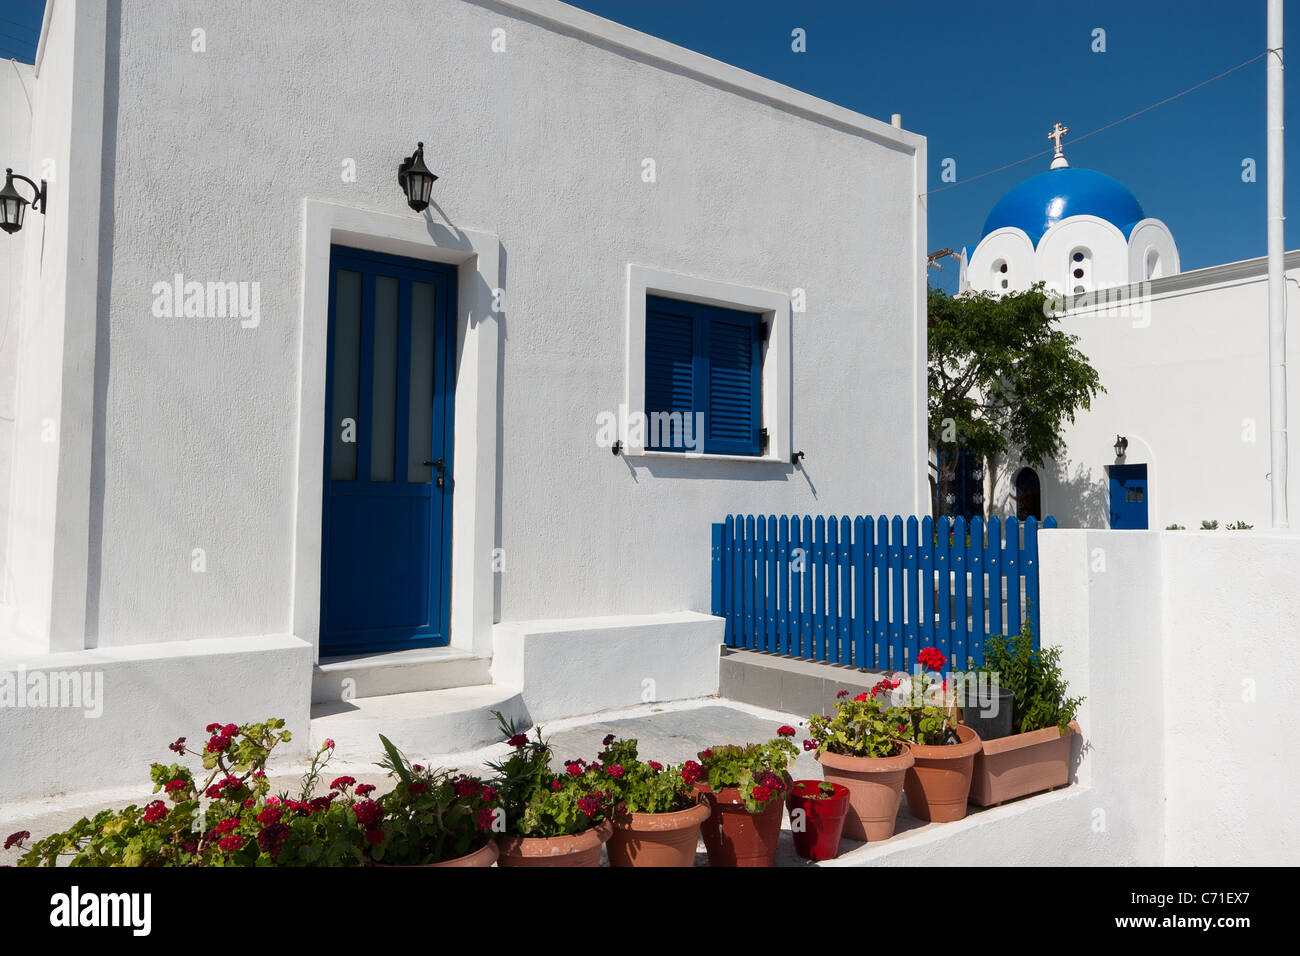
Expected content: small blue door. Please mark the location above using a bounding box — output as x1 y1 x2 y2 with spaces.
1108 464 1148 529
321 246 456 654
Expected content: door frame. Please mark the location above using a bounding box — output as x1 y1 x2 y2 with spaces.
294 200 502 662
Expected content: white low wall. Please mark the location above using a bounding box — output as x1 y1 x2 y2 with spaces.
1038 528 1300 866
0 635 313 803
491 611 723 723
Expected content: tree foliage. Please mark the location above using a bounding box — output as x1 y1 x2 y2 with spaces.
928 283 1103 515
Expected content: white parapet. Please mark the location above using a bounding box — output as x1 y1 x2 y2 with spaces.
491 611 724 724
0 635 314 803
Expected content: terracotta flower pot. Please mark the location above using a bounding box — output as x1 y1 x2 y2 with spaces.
496 818 613 867
903 723 981 822
606 801 710 867
970 720 1080 807
816 742 914 841
696 784 784 867
785 780 851 861
430 839 499 867
369 838 499 868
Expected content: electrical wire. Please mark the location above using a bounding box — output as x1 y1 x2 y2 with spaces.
922 51 1269 197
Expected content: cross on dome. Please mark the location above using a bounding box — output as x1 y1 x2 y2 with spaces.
1048 122 1070 169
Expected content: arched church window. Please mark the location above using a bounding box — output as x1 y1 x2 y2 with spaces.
1145 248 1162 279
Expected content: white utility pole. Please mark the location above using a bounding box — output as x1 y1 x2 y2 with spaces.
1268 0 1288 526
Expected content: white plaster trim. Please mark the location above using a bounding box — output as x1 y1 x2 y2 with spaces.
494 0 922 154
294 200 501 662
623 264 791 463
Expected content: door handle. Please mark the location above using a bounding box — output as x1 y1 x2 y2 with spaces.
423 459 446 488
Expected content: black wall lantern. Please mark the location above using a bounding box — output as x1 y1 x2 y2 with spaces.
397 143 437 212
1114 434 1129 459
0 168 47 235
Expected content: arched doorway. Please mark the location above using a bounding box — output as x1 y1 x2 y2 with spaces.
1014 467 1042 521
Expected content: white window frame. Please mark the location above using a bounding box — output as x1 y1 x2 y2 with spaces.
624 264 791 463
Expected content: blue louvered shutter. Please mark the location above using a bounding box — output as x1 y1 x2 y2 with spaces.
702 309 761 455
645 295 761 456
645 300 697 451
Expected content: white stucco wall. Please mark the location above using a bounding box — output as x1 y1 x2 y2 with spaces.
1007 254 1300 530
1038 528 1299 866
0 59 34 597
5 0 925 654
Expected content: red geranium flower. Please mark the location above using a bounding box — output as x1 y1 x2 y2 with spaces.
777 725 796 737
356 784 376 797
803 739 816 751
408 782 429 795
854 692 869 702
143 800 169 823
4 831 29 850
330 776 356 791
477 807 496 831
917 647 947 672
507 733 529 748
752 785 772 802
647 761 663 772
606 764 625 778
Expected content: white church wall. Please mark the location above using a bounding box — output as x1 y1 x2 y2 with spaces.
1030 256 1300 531
1127 218 1180 280
1035 215 1129 297
966 227 1035 294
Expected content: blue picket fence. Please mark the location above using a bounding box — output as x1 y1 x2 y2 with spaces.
710 514 1056 670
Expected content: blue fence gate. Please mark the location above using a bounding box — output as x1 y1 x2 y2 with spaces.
710 514 1055 671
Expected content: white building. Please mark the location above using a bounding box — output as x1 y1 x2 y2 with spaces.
0 0 928 799
959 126 1299 531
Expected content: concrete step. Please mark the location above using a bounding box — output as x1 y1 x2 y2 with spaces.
312 647 491 704
309 684 527 762
719 648 888 716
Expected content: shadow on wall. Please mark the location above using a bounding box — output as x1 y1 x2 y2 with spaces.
1045 459 1110 529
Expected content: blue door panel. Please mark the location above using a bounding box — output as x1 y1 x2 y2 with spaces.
325 495 431 632
321 246 456 655
1109 464 1148 529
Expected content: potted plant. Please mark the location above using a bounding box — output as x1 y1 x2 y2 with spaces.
7 718 375 867
895 648 982 822
968 625 1084 806
694 727 799 867
785 779 851 861
486 712 613 867
368 735 501 867
597 735 710 867
805 682 915 842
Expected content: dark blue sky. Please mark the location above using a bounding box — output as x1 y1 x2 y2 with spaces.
2 1 1292 293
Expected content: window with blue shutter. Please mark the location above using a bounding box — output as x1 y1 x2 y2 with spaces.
645 295 762 455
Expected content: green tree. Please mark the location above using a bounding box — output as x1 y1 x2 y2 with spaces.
928 282 1103 519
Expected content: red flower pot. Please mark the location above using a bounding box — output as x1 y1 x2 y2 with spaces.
785 780 850 861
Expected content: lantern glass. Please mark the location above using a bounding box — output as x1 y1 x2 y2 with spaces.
0 190 24 234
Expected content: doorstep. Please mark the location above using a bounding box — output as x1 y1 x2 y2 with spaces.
312 646 491 704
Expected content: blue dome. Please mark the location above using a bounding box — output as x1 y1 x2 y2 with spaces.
980 167 1145 246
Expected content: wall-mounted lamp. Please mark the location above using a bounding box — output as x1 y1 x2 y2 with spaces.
791 450 805 466
612 440 623 456
1114 435 1128 459
397 142 438 212
0 168 48 235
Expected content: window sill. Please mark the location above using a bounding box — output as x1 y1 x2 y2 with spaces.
624 449 791 465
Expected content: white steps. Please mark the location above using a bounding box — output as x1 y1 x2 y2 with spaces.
309 684 527 762
312 647 491 705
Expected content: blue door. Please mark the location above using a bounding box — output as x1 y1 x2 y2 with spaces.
1108 463 1148 529
321 246 456 654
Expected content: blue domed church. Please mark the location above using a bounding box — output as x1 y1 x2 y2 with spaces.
962 123 1179 296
